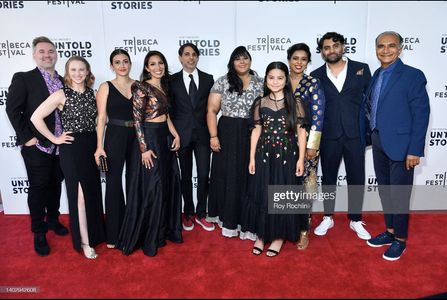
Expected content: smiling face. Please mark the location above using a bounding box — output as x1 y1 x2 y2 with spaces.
145 54 165 80
376 34 402 68
321 38 344 64
233 55 251 75
33 42 58 71
179 46 199 73
266 68 287 94
68 59 89 86
288 50 309 76
111 53 131 76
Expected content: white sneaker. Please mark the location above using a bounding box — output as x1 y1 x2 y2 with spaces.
349 220 371 240
314 216 334 236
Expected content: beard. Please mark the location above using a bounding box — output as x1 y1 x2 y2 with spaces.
323 52 343 64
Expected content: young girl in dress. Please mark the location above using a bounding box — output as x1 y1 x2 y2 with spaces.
243 61 309 257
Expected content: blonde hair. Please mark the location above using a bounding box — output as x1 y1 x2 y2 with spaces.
64 56 95 88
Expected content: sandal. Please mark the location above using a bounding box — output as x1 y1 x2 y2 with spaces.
81 244 98 260
297 231 309 250
266 239 284 257
252 239 264 256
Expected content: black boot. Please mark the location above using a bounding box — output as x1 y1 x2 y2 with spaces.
34 233 50 256
48 220 69 236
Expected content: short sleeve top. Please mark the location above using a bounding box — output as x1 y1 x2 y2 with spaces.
210 75 264 118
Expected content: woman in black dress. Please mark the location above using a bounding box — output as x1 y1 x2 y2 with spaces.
117 50 183 257
243 62 309 257
95 49 137 249
207 46 263 240
31 56 106 259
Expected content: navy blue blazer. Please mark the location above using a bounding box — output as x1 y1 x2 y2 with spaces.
311 59 371 140
360 59 430 161
169 69 214 146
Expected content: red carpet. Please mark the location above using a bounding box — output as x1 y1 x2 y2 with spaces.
1 212 446 298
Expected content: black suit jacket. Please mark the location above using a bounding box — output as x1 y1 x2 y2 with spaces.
311 59 371 140
6 67 63 147
169 69 214 146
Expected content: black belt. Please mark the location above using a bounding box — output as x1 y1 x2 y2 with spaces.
108 118 134 127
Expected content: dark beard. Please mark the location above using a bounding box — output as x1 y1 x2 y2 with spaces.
323 53 343 64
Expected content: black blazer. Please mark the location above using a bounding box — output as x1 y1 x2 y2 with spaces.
311 59 371 140
6 67 63 147
169 69 214 146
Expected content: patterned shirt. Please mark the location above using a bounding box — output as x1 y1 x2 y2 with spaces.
210 75 264 118
36 68 63 155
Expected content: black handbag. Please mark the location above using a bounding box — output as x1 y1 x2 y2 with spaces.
99 155 108 172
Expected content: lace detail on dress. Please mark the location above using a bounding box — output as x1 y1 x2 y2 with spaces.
60 86 97 133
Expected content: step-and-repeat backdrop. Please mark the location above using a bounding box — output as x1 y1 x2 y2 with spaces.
1 1 446 214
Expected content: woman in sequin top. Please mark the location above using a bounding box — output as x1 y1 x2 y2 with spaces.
117 50 183 257
287 43 326 250
31 56 106 260
206 46 264 240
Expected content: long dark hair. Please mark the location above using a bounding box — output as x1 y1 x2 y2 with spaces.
263 61 298 133
140 50 170 93
226 46 254 96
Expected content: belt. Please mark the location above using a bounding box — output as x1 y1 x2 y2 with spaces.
108 118 134 127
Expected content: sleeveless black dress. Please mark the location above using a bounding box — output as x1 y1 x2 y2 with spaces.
103 81 138 246
59 86 106 251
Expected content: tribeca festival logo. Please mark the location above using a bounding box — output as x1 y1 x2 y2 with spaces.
315 35 358 54
47 1 86 7
0 87 7 106
11 177 29 194
0 40 31 59
434 84 447 100
1 135 18 149
178 37 220 56
115 37 158 55
401 36 420 51
110 1 152 9
246 35 292 54
54 38 93 58
425 172 446 187
0 1 24 8
428 129 447 147
440 34 447 53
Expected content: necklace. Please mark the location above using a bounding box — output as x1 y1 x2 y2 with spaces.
268 95 284 102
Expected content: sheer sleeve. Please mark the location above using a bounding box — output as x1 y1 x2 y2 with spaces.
132 81 148 153
249 96 262 129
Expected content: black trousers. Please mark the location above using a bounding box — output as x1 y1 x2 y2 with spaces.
320 134 365 221
104 124 138 245
178 130 211 219
21 145 63 234
372 130 412 239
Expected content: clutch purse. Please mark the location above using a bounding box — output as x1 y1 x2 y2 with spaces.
99 155 108 172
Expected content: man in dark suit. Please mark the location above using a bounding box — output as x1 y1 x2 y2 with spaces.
311 32 372 240
362 31 430 261
169 43 215 231
6 36 68 256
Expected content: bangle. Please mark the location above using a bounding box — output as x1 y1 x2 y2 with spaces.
210 136 217 139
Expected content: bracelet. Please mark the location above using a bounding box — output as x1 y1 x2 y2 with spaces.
210 136 217 139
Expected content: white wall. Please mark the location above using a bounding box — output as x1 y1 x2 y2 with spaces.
1 1 446 214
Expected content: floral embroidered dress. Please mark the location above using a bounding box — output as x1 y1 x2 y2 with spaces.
241 95 309 242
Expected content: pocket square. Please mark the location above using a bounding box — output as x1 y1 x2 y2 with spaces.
356 68 364 76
